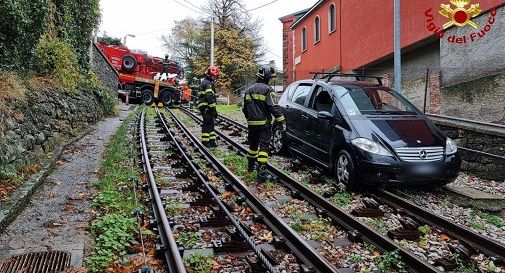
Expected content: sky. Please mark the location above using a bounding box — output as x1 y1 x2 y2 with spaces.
98 0 311 70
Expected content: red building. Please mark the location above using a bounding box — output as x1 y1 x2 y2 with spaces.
280 0 504 86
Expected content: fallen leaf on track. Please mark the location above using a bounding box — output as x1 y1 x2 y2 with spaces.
439 233 450 241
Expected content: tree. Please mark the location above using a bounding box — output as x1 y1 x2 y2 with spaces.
203 0 265 61
161 0 265 96
97 35 123 46
161 18 206 84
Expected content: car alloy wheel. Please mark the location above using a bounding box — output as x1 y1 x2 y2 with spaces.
271 127 284 154
337 155 350 183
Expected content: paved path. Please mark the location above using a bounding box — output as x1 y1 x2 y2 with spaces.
0 104 133 267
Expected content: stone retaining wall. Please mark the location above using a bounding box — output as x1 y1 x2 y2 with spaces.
0 90 106 174
431 116 505 180
90 43 118 93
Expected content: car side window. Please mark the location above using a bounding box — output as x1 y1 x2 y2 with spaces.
286 84 298 100
309 85 333 112
290 84 312 106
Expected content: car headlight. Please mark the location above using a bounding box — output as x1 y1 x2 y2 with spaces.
351 138 393 156
445 138 458 155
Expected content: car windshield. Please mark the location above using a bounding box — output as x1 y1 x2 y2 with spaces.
332 86 419 116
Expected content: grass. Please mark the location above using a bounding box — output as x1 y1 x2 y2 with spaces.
86 108 141 272
468 221 486 230
289 218 333 241
0 71 26 108
216 104 241 114
471 210 504 228
365 219 388 234
377 250 408 273
448 253 477 273
177 230 200 249
184 253 213 273
330 186 353 207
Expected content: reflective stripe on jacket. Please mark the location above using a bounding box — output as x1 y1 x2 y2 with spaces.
198 77 217 110
242 82 284 127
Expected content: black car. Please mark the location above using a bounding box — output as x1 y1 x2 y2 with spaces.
273 74 461 188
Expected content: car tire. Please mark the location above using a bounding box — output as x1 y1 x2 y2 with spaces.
141 89 154 105
335 150 359 190
270 124 287 155
160 90 173 106
122 55 136 72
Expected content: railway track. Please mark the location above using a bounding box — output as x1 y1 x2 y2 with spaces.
213 111 505 259
176 107 505 272
170 107 441 273
139 107 343 273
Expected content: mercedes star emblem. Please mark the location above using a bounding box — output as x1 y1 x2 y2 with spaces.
419 150 428 159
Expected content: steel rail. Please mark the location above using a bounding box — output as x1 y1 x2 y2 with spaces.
427 114 505 130
138 108 187 273
154 108 281 273
177 107 441 273
165 107 340 273
375 189 505 260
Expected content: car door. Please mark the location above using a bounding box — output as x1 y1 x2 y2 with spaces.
284 83 314 151
302 84 335 166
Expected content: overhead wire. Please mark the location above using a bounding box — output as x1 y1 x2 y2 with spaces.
132 0 208 37
180 0 201 10
173 0 206 16
248 0 280 11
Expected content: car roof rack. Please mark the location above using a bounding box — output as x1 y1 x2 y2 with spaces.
310 72 383 85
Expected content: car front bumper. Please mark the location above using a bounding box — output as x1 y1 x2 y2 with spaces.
356 153 461 187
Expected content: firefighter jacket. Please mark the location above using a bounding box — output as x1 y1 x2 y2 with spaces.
197 77 217 111
242 82 285 127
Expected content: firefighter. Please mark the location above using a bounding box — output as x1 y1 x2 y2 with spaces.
242 65 285 182
180 80 192 103
198 66 220 147
162 54 170 74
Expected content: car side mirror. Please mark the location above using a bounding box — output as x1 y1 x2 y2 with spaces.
317 111 334 120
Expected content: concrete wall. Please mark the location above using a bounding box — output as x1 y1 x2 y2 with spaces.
364 42 441 111
439 6 505 123
90 43 119 93
431 116 505 180
0 90 106 174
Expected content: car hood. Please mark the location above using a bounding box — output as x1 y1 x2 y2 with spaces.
349 116 446 149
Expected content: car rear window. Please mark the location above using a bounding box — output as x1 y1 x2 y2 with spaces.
291 84 312 106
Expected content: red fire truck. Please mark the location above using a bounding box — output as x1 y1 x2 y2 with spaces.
97 42 184 105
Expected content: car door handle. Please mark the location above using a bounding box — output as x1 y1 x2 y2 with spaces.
285 105 290 109
301 114 309 120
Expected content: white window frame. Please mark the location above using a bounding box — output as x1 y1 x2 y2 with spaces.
328 3 336 34
314 16 321 44
301 27 307 52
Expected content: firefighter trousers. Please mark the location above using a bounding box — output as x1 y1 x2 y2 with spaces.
247 125 271 165
201 108 216 144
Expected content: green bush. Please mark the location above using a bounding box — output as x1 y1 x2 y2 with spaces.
0 0 101 72
34 35 82 91
0 0 48 71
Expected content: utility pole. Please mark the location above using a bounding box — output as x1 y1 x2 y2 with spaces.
394 0 402 94
210 16 215 66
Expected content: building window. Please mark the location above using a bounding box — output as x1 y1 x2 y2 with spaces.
314 16 321 43
329 3 336 33
301 27 307 52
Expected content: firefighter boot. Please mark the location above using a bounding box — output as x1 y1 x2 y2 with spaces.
247 158 256 173
257 163 269 183
208 140 217 148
